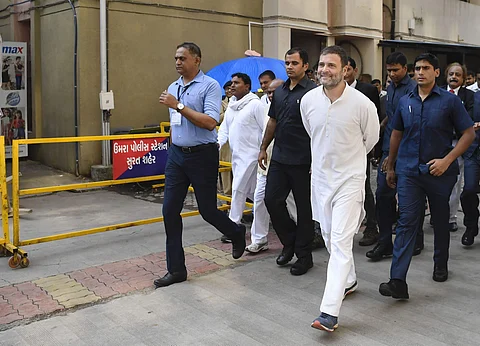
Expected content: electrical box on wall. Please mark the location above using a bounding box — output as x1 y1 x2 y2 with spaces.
100 91 114 110
408 19 416 31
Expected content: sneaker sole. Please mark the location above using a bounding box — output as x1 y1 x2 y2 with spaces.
245 245 269 253
343 283 358 299
366 253 393 262
311 320 338 332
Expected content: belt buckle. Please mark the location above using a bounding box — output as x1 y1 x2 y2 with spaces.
182 146 192 153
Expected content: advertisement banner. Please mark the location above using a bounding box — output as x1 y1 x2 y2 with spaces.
112 137 169 180
1 41 28 158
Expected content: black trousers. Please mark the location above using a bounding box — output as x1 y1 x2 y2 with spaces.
264 160 314 258
162 144 241 273
364 159 378 233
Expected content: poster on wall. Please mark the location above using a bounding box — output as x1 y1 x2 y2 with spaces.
1 41 27 158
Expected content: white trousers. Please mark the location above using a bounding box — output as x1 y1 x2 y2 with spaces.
449 154 464 223
319 190 363 317
250 173 298 245
251 174 269 244
229 189 254 224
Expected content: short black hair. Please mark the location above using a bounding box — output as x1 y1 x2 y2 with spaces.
347 57 357 69
223 81 232 89
407 63 414 72
386 51 408 67
259 70 276 80
414 53 439 70
320 45 348 67
371 79 381 85
467 70 475 76
285 47 309 65
231 72 252 91
176 42 202 58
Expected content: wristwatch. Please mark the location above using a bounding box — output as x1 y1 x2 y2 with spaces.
176 103 185 112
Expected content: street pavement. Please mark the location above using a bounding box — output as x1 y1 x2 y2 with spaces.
1 161 480 345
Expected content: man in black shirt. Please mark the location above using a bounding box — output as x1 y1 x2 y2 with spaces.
259 47 317 276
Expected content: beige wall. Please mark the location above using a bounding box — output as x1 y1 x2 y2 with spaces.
263 0 328 28
106 0 263 134
396 0 480 45
329 0 383 39
18 0 263 175
0 0 13 41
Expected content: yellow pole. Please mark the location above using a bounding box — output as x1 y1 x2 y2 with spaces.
12 140 20 246
0 137 9 243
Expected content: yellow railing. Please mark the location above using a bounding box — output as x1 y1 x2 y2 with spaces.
6 132 246 269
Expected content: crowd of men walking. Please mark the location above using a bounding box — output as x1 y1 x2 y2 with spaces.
157 41 480 333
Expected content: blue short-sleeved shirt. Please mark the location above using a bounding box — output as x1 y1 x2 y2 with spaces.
167 70 222 147
392 85 473 176
382 74 417 153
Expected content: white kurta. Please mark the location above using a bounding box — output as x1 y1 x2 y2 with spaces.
300 82 379 317
218 93 265 195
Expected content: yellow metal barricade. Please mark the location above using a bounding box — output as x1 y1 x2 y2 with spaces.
0 136 19 263
8 132 250 269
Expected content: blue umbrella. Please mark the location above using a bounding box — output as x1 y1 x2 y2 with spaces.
206 57 287 93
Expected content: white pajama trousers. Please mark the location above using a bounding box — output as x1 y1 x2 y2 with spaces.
449 153 464 224
251 174 269 244
319 190 363 317
229 189 254 224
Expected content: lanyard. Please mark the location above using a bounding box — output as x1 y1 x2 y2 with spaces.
177 83 192 102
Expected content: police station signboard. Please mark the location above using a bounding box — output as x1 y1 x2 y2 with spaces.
112 137 169 179
1 41 28 158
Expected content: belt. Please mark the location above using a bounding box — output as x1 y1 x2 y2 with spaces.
173 143 217 153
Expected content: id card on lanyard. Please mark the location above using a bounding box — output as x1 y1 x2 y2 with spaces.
171 83 192 126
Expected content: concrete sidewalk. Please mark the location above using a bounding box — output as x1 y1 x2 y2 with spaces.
2 225 480 345
1 161 480 344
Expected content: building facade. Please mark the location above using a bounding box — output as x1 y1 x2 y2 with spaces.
0 0 479 174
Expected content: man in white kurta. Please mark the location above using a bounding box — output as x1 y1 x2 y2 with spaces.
301 46 379 332
218 73 265 225
246 79 298 253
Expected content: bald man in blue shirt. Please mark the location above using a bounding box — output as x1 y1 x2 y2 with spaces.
156 42 246 288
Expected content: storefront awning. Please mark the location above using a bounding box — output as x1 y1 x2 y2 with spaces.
378 39 480 54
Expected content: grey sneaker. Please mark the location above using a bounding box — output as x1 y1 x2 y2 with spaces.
343 281 358 299
245 242 269 253
311 312 338 332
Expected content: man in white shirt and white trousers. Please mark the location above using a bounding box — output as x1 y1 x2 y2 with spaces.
301 46 379 332
218 72 265 226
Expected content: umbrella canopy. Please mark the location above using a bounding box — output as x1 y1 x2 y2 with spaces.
206 57 287 94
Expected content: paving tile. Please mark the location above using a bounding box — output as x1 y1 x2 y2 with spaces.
0 312 22 325
33 274 71 286
17 304 42 319
48 285 86 299
61 295 100 309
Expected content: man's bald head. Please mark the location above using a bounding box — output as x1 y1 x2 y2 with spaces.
267 79 284 102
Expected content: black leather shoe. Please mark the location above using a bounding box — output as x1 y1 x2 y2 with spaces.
366 243 393 261
413 243 424 256
154 272 187 288
231 224 246 259
449 222 458 232
433 265 448 282
462 228 478 246
359 230 379 247
379 279 409 299
276 247 294 266
290 256 313 276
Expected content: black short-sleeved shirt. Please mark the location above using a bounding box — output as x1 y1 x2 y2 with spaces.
269 77 317 165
